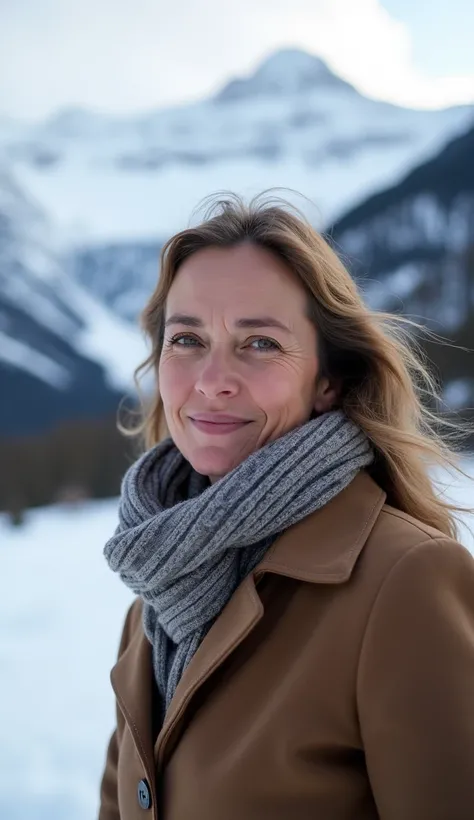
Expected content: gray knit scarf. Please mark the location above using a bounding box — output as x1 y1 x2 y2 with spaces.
104 409 374 714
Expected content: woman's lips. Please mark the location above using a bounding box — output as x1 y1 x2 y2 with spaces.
189 417 251 435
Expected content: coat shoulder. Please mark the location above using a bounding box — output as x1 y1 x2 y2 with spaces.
376 501 462 548
361 499 471 582
380 502 451 538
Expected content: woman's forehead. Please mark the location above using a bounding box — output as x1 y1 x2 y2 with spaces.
168 244 306 306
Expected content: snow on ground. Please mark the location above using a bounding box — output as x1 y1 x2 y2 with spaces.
0 459 473 820
0 500 134 820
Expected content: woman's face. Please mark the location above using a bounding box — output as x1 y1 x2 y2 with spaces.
159 243 337 481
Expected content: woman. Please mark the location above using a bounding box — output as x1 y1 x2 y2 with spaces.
99 193 474 820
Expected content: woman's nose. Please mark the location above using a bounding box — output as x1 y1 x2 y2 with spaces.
194 354 240 399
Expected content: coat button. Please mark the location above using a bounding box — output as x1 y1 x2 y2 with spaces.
137 778 152 810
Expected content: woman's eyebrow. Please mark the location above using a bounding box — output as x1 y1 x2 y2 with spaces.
165 313 202 328
165 314 291 333
235 317 291 333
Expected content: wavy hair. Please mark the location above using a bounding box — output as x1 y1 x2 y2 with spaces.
121 192 473 541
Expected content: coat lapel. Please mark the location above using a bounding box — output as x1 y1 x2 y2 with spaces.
154 569 265 767
110 610 155 783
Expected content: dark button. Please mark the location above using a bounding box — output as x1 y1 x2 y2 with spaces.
137 778 152 810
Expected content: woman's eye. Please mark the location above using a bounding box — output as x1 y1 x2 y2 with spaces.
248 337 280 351
170 334 200 347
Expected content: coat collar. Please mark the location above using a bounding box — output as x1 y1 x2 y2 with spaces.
256 468 386 584
111 468 386 774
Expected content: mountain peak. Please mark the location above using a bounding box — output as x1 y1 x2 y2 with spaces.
256 48 331 82
215 47 357 102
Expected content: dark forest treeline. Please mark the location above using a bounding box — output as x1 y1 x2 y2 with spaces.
0 413 141 518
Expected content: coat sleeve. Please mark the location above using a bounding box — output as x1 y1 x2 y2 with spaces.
98 600 137 820
357 536 474 820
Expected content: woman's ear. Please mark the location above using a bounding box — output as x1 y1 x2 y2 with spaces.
313 376 341 413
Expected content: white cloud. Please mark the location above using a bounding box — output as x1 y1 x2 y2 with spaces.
275 0 474 108
0 0 473 119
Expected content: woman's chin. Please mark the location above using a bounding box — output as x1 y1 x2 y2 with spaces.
187 444 247 481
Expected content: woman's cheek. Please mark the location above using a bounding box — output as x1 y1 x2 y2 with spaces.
159 358 182 408
248 369 284 408
160 356 189 389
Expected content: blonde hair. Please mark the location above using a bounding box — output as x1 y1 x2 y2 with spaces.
123 192 473 541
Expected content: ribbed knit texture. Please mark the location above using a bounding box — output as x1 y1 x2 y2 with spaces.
104 409 374 715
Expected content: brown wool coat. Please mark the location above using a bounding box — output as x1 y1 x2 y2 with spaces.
98 470 474 820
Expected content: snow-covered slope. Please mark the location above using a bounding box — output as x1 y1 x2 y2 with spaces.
71 239 162 324
0 168 146 436
330 122 474 324
1 48 473 245
329 121 474 410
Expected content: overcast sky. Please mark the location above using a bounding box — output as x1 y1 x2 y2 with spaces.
1 0 473 120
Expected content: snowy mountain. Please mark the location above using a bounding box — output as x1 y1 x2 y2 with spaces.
329 121 474 410
215 49 358 100
0 168 146 436
2 46 468 324
71 239 163 324
1 48 473 247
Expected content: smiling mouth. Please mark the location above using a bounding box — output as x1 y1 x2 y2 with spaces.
189 417 251 435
